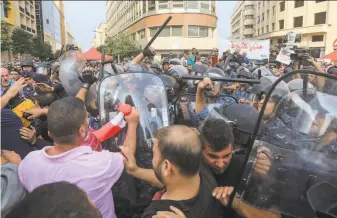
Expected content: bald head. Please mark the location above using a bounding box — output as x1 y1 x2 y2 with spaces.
155 125 202 176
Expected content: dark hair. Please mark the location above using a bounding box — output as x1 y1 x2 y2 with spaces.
33 93 56 108
200 118 234 152
6 182 102 218
47 97 87 144
155 125 202 177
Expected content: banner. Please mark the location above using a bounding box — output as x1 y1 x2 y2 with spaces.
229 39 270 60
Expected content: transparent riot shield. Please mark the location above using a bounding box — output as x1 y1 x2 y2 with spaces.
236 71 337 218
174 93 237 127
98 72 169 152
58 50 97 104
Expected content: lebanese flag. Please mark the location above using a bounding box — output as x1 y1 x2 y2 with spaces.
93 112 126 142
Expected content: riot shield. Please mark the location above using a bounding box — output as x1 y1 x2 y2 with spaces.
58 50 97 104
174 93 237 127
236 71 337 218
98 72 169 152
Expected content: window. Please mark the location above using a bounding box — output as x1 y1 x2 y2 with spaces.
187 1 198 9
280 1 285 12
4 8 8 18
172 0 184 8
316 0 326 2
272 22 275 31
159 27 170 37
314 12 326 25
46 19 49 24
158 0 168 9
200 1 210 10
245 15 253 19
294 16 303 27
148 0 156 11
257 16 260 23
312 35 324 42
266 25 269 32
245 5 254 9
188 26 209 37
262 27 264 34
258 29 260 35
273 6 275 15
294 0 304 8
142 1 146 14
172 26 183 36
149 27 159 37
245 25 253 29
267 10 269 18
262 13 264 21
279 19 284 29
188 26 198 37
199 26 208 37
138 29 145 39
258 2 261 9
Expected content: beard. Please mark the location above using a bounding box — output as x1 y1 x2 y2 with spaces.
208 164 228 175
153 160 164 184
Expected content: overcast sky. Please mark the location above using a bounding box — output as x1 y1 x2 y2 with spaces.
63 1 236 52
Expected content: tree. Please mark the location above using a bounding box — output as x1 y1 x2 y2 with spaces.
31 37 54 61
105 32 140 58
11 28 33 55
1 20 12 51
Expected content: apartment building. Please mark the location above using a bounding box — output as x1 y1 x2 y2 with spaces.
254 0 337 57
106 0 217 60
230 1 256 40
2 0 37 35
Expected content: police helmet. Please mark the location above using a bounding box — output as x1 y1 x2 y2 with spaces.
193 63 209 76
237 67 252 79
21 59 34 67
287 79 315 92
221 104 262 145
169 58 182 66
205 67 227 78
162 58 170 66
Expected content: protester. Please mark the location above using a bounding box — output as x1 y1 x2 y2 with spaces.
10 70 21 81
242 52 250 64
1 67 15 95
121 125 223 218
1 150 26 216
18 96 139 218
5 182 102 218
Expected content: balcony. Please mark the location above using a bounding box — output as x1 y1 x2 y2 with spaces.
244 19 254 25
243 28 254 35
244 9 254 16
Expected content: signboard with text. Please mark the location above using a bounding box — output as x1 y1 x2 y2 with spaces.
229 39 270 60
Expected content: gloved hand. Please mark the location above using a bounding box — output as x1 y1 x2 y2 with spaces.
142 46 156 57
79 67 97 89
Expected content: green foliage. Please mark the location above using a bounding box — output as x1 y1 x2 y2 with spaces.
1 20 12 51
105 32 140 58
31 37 54 60
11 28 33 54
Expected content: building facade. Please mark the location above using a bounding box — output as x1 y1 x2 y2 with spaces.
1 0 37 35
230 1 256 40
39 1 62 52
92 23 107 48
65 22 76 45
253 0 337 57
106 0 217 60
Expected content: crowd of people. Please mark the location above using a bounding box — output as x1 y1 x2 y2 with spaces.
1 43 337 218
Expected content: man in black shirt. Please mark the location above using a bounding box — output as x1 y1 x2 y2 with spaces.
121 125 223 218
